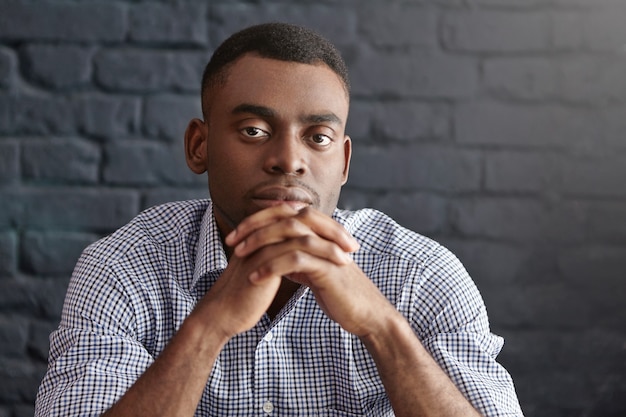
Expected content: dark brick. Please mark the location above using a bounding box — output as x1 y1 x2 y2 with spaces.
551 11 585 50
482 283 593 330
600 106 626 150
350 47 477 98
562 154 626 197
75 94 141 140
0 47 16 89
438 239 526 288
349 145 481 192
483 58 559 101
0 281 37 313
454 102 596 148
0 358 45 402
21 231 98 276
559 56 626 105
143 95 200 141
28 320 56 362
0 141 18 184
31 279 70 320
582 202 626 243
0 232 17 277
142 188 207 210
18 188 140 232
357 5 437 48
347 101 450 142
210 3 357 47
13 405 35 417
104 142 204 186
368 192 447 235
0 278 68 320
129 3 208 46
0 94 75 136
484 55 626 104
336 188 370 213
586 375 626 417
22 138 100 184
0 1 126 42
0 317 28 357
497 329 626 378
552 0 626 4
94 49 207 93
583 8 626 51
459 0 548 6
442 11 550 52
484 150 563 193
0 190 21 229
21 44 93 89
451 197 586 243
558 245 626 330
515 372 598 413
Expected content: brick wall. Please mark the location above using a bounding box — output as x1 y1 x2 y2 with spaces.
1 1 625 416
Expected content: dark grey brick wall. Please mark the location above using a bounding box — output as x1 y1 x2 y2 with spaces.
1 1 625 416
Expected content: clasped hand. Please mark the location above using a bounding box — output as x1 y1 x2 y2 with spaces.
200 204 396 340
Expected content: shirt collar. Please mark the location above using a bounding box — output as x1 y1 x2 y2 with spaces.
190 205 356 293
191 200 229 290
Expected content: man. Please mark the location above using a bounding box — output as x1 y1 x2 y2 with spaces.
35 23 523 416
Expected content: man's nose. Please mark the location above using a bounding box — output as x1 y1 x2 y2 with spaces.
264 133 307 175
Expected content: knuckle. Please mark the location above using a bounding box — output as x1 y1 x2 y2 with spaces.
285 217 300 229
256 263 273 278
289 251 306 267
298 234 315 248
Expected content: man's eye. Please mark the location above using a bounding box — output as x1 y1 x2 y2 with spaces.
242 127 268 138
311 134 332 146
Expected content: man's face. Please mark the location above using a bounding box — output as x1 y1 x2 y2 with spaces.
195 53 351 234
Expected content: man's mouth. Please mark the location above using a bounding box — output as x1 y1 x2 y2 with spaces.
251 186 315 211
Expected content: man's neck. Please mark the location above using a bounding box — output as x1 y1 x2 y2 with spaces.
267 278 301 320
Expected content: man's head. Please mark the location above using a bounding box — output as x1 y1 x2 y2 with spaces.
186 23 352 236
200 22 350 119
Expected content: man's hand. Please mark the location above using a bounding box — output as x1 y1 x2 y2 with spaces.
224 204 399 337
224 205 484 417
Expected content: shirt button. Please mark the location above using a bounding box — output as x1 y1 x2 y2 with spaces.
263 331 273 342
262 400 274 414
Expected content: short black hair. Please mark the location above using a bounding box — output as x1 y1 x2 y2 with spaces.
201 22 350 118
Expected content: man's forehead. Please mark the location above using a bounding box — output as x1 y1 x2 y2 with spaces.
223 53 349 95
203 53 350 119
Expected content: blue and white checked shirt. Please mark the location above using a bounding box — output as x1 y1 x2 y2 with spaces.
35 199 523 416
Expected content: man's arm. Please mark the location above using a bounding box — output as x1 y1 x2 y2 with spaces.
228 205 483 417
360 309 482 417
100 250 287 416
102 306 228 417
100 207 357 417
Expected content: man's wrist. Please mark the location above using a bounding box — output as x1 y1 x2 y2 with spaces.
359 308 408 346
183 303 233 353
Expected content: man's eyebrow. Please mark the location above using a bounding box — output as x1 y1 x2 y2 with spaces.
232 103 343 126
232 104 276 118
301 113 343 127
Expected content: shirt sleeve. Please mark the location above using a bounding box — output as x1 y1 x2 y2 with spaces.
407 244 524 417
35 251 155 417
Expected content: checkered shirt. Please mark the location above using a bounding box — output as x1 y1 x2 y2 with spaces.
35 199 523 416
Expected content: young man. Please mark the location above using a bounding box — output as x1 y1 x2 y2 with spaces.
35 23 523 416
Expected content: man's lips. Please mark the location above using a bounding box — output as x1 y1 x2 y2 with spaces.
251 186 314 210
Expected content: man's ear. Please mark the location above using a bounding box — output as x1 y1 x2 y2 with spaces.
341 135 352 185
184 118 208 174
